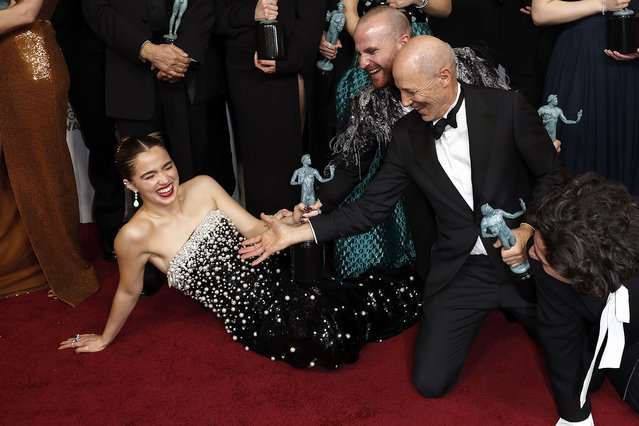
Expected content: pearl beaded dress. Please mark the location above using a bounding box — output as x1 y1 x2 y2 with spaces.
167 210 422 369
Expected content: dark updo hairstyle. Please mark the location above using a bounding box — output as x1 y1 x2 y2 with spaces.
115 132 167 181
527 172 639 298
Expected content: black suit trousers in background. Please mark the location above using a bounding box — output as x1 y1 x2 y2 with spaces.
116 78 202 183
52 0 123 232
412 255 536 398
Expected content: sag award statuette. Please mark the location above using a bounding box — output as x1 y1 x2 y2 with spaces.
608 8 639 54
163 0 188 43
257 0 285 60
317 2 346 72
289 155 336 285
537 94 582 141
481 199 536 303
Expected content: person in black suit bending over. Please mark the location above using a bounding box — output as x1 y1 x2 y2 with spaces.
239 35 563 398
527 173 639 425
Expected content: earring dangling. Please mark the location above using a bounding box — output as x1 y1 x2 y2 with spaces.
133 191 140 208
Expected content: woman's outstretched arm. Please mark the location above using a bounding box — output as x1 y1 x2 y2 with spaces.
531 0 629 26
58 224 149 353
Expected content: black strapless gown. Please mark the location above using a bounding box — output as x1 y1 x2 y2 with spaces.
167 210 422 369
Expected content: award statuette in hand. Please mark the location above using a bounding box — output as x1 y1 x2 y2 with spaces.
257 0 285 60
289 155 336 285
163 0 188 44
480 199 536 302
317 2 346 72
537 94 582 141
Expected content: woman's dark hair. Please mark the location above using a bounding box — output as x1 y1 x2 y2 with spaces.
115 132 166 180
528 173 639 298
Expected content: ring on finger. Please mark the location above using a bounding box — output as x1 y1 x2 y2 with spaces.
72 341 75 348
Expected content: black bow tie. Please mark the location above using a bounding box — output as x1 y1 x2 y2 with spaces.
430 89 464 140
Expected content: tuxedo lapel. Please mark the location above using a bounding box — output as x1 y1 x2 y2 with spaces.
464 85 496 211
409 119 470 212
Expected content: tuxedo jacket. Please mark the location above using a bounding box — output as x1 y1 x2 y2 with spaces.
312 83 563 296
533 260 639 421
83 0 221 121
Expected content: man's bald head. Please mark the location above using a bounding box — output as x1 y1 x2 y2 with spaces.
354 6 413 89
357 6 413 41
394 35 456 80
393 36 458 122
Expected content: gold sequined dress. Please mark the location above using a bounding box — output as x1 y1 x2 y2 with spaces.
0 0 99 305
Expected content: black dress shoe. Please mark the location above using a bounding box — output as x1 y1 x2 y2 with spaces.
140 263 165 298
100 228 118 262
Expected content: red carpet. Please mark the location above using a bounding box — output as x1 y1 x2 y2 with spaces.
1 224 637 425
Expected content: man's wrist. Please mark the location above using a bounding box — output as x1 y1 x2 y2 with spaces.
139 40 154 62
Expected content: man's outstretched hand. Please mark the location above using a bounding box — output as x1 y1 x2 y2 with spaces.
239 213 314 265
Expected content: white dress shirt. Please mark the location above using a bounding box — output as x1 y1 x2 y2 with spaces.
433 83 487 255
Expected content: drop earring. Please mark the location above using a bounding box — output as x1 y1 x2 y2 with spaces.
133 191 139 208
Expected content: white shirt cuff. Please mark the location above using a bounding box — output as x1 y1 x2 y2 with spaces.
139 40 151 62
308 221 318 244
556 413 594 426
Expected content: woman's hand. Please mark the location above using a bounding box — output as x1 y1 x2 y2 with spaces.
604 0 631 13
553 139 562 153
254 52 276 73
254 0 278 22
299 200 322 223
59 334 108 353
388 0 425 8
604 48 639 61
270 200 322 226
319 31 342 60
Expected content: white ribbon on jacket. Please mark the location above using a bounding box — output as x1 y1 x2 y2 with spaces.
580 285 630 407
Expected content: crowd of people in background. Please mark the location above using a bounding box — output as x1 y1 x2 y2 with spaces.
1 0 639 424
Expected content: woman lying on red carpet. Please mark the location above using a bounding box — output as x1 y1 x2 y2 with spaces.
59 133 422 368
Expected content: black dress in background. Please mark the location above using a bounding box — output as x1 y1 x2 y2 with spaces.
215 0 325 216
429 0 501 52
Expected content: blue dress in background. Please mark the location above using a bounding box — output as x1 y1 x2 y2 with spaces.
543 0 639 195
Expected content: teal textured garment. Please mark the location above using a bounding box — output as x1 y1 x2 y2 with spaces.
335 22 432 130
333 147 416 279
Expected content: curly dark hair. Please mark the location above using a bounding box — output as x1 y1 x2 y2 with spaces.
527 173 639 298
115 132 166 180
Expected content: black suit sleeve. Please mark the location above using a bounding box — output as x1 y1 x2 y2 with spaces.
275 0 325 75
82 1 149 64
173 0 215 63
213 0 256 37
311 129 411 243
536 272 593 422
511 91 564 203
316 166 364 213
